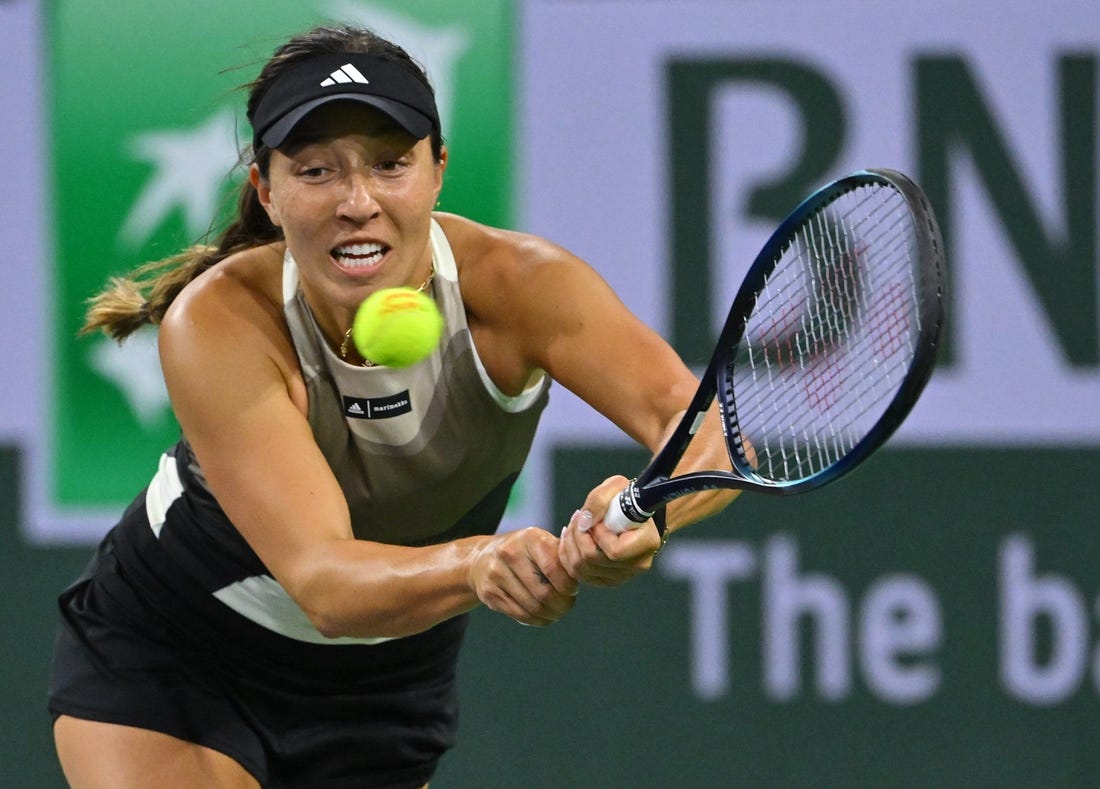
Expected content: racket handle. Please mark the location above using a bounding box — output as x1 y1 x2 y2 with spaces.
604 480 654 533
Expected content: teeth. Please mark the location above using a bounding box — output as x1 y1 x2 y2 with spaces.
334 243 384 265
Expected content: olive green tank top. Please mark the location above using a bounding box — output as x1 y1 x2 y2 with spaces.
282 219 550 546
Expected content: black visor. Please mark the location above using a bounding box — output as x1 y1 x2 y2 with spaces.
250 52 439 151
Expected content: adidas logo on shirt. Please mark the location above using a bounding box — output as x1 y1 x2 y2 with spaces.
321 63 370 87
343 392 413 420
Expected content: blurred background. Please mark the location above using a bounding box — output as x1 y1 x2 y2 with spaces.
3 0 1099 786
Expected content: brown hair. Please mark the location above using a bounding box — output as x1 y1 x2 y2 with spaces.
83 24 442 341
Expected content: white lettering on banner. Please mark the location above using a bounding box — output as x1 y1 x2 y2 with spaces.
763 535 853 701
999 535 1090 705
664 534 1100 706
661 535 943 704
661 541 756 700
860 575 943 704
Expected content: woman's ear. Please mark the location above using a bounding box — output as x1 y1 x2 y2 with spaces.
433 146 448 203
250 164 281 227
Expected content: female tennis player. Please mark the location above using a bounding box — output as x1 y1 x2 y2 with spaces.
47 24 733 788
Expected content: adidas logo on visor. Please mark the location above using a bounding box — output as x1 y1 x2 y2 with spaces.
321 63 370 87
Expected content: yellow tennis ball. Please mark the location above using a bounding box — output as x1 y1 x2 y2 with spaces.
347 286 442 365
351 287 444 368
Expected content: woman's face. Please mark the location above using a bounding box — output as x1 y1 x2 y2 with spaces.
253 101 446 322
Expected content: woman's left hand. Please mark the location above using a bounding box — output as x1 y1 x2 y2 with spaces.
557 475 664 587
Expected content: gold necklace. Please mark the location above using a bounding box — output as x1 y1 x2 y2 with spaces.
338 262 436 366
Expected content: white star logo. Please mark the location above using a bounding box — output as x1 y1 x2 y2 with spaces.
118 107 242 249
87 329 171 429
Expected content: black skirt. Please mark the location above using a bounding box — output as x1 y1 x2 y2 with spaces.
48 497 466 789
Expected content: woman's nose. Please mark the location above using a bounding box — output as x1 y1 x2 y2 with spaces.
337 173 380 222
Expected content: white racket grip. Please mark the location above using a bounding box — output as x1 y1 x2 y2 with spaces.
604 482 652 534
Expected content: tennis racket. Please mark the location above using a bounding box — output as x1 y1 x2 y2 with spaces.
606 167 945 532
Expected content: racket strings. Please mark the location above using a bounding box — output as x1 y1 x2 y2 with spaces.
759 211 912 474
731 183 924 483
755 238 913 474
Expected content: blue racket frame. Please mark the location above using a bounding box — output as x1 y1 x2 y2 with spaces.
621 168 945 519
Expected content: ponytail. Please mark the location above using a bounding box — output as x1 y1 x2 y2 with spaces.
82 168 280 341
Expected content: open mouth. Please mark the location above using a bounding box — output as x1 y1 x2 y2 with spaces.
333 242 387 268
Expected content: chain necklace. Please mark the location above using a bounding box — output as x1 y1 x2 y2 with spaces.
338 262 436 366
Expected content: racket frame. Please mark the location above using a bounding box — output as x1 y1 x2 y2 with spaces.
617 168 945 523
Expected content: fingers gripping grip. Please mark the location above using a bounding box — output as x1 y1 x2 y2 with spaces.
604 480 655 533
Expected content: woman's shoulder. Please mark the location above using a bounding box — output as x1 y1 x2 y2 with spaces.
162 242 288 343
158 240 306 415
431 212 611 362
176 243 284 308
433 213 577 286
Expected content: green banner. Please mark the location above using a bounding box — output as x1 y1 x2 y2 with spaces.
48 0 512 513
440 445 1100 786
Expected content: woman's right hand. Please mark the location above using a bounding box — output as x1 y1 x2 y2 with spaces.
467 528 578 626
